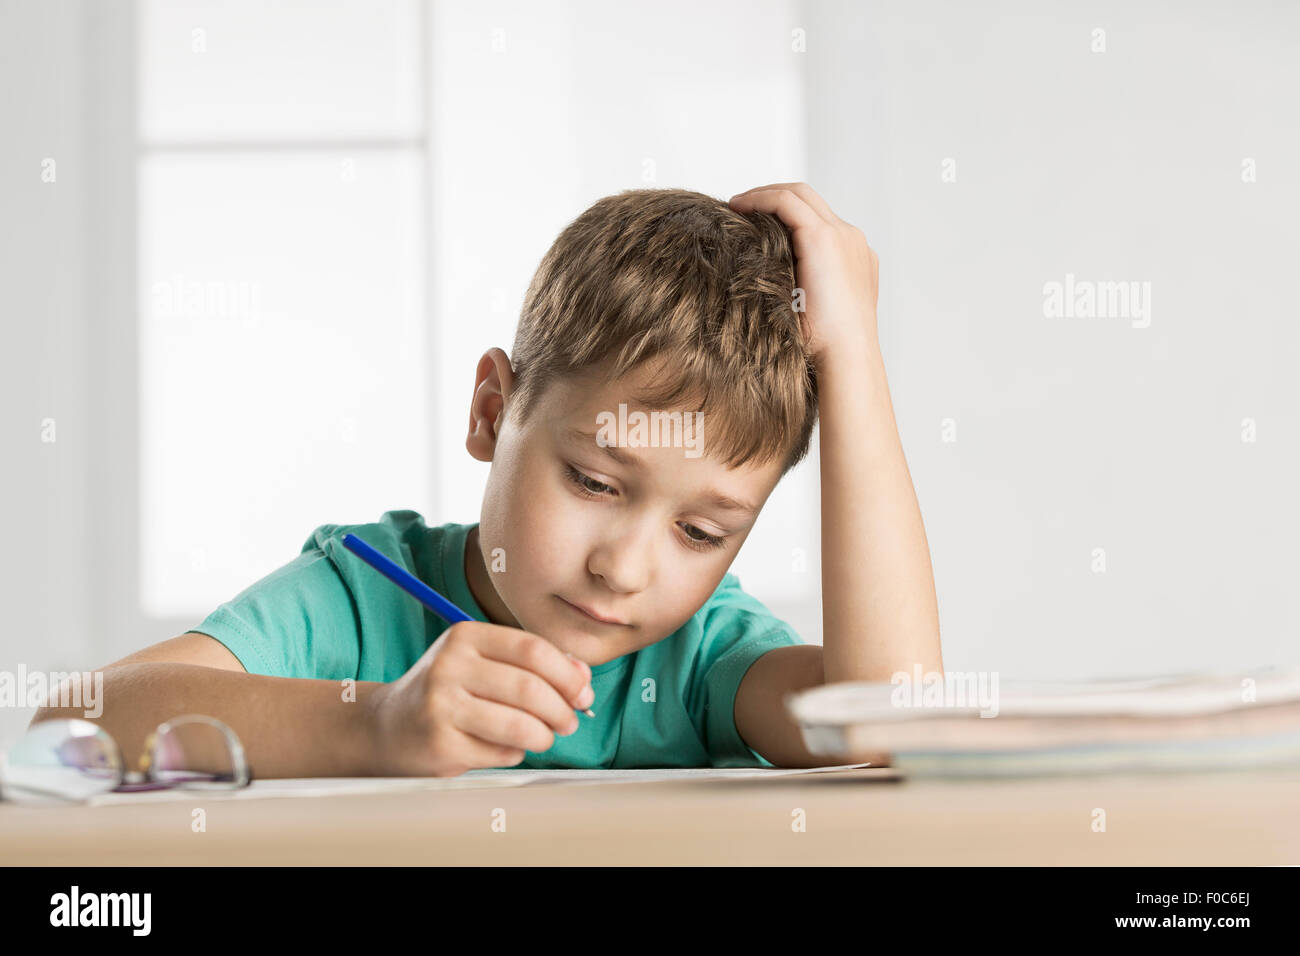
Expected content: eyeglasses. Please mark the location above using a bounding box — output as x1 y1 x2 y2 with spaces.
1 715 252 805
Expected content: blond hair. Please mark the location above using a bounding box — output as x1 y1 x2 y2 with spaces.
507 187 817 473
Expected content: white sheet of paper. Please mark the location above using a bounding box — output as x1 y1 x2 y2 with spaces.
77 762 880 806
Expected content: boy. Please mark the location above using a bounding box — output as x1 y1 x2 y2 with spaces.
33 183 942 775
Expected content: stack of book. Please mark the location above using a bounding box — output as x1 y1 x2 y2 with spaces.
785 666 1300 777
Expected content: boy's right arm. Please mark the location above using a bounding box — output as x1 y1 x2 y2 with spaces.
28 624 595 779
29 633 388 778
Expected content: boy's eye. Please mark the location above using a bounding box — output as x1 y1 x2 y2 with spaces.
564 464 614 497
678 522 726 551
565 464 727 552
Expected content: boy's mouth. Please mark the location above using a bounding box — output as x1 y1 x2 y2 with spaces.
556 596 630 627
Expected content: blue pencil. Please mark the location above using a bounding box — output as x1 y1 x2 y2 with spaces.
343 532 471 624
341 533 594 717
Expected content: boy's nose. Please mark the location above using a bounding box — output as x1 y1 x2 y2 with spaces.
587 531 652 594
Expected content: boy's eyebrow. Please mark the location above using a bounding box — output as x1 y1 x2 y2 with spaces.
697 490 759 517
567 427 643 469
564 427 759 516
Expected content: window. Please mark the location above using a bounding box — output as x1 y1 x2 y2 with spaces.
136 0 429 615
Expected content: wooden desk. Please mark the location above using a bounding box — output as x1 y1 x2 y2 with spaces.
3 767 1299 865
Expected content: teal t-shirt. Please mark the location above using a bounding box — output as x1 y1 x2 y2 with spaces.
190 509 805 769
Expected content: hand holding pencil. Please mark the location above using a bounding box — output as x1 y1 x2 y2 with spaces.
343 533 593 715
343 533 596 776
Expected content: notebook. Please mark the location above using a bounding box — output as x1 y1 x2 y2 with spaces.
785 665 1300 777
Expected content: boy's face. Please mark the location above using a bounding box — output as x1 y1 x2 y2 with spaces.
465 348 787 667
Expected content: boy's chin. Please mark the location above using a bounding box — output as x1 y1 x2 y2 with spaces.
530 606 644 666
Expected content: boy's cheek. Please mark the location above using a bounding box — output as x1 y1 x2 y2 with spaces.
496 490 584 592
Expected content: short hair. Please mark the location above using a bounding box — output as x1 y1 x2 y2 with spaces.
506 187 818 473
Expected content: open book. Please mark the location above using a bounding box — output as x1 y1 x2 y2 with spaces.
784 666 1300 776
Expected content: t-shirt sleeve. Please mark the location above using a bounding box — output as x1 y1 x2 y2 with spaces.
188 540 362 680
691 575 806 769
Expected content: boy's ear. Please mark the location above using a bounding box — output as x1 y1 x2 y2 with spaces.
466 348 515 462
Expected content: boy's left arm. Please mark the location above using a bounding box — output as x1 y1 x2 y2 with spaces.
729 182 944 767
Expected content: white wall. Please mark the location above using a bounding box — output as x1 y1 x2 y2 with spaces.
0 0 95 748
804 0 1299 678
